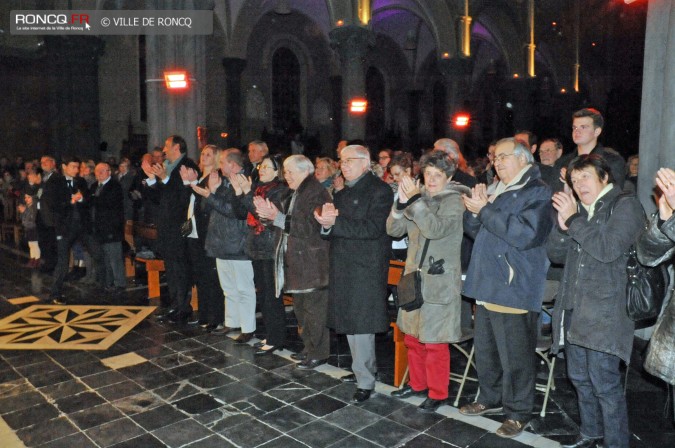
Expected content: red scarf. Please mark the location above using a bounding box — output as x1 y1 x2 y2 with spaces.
247 180 281 235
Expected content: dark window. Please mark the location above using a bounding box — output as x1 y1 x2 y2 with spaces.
272 47 300 132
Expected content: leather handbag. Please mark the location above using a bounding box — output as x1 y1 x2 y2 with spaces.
626 245 668 321
608 196 669 322
396 239 430 312
179 219 193 238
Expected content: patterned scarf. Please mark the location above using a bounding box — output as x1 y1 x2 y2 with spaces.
247 180 281 235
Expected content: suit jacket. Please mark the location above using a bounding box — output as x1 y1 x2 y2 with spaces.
56 176 91 237
89 178 125 243
143 155 199 259
37 171 67 229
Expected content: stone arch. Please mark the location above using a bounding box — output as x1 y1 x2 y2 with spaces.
473 7 526 76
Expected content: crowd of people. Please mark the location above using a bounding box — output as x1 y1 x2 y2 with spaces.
1 107 674 447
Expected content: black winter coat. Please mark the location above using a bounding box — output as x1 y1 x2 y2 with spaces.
547 187 645 363
325 172 394 334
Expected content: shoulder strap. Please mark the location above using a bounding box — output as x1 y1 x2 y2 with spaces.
418 238 430 271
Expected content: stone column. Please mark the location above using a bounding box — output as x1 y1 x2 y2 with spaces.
145 34 206 161
222 57 246 148
638 1 675 214
45 36 105 161
438 58 470 143
329 26 373 141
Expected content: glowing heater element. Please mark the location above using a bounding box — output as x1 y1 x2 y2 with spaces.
453 113 470 128
349 98 368 114
164 71 189 90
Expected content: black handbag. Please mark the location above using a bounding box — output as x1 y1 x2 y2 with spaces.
626 245 668 321
396 239 430 312
608 197 669 322
179 219 193 237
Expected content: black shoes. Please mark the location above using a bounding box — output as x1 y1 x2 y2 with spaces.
290 352 307 361
418 397 446 413
561 435 604 448
255 345 279 356
341 373 357 383
352 388 372 403
296 358 327 370
391 385 428 399
49 296 67 305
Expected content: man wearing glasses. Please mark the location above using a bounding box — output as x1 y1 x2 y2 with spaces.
314 145 394 403
461 138 553 438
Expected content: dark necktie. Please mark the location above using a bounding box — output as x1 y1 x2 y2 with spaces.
95 183 103 196
67 179 73 191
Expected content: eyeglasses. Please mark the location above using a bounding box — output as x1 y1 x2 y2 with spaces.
539 148 558 154
494 152 516 162
378 155 391 160
340 157 368 166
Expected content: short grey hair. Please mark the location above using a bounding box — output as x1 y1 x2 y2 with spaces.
496 137 534 164
284 155 315 174
342 145 370 162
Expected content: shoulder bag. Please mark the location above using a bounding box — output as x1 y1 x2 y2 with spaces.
395 239 430 312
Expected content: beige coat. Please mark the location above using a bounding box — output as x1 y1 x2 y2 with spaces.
386 182 468 343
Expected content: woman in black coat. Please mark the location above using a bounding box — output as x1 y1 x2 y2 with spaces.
232 155 289 354
547 155 645 448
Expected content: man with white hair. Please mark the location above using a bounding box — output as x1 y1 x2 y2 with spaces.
461 137 553 438
315 145 393 403
255 155 332 364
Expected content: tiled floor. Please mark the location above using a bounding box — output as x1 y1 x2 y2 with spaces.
0 246 673 448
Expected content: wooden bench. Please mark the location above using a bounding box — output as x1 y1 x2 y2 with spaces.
387 260 408 387
125 220 197 308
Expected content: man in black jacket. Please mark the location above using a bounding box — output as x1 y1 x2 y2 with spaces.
141 135 199 323
89 162 126 295
554 108 625 190
50 156 91 304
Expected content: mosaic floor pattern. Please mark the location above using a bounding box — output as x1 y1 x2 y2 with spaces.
0 304 155 350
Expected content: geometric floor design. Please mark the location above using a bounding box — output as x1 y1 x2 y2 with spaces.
0 305 155 350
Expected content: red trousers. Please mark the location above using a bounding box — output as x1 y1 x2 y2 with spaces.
405 334 450 400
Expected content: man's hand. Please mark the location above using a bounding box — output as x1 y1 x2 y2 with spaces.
463 184 488 215
71 191 83 204
141 159 155 180
236 174 252 195
314 202 338 227
151 163 167 181
552 191 577 230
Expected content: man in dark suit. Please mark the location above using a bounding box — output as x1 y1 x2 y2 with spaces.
141 135 199 323
50 156 91 304
36 155 65 274
315 145 394 403
88 162 127 295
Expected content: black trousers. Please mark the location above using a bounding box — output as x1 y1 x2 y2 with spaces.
164 255 191 316
473 305 539 422
36 216 56 271
253 259 286 347
293 289 330 360
187 238 223 325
